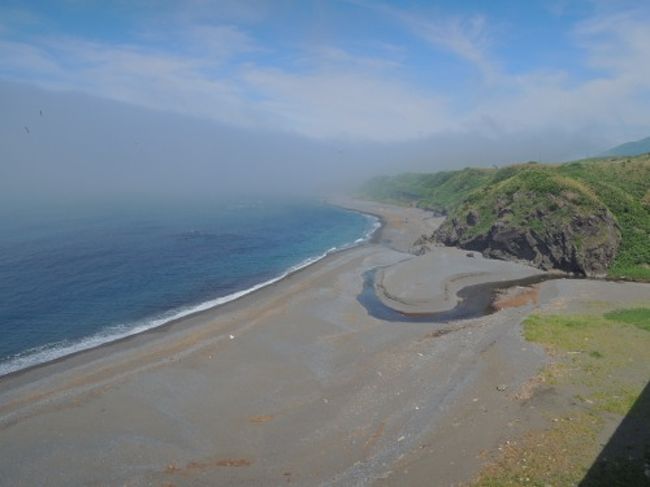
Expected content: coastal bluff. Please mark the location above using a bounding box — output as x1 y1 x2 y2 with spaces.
433 185 621 278
359 155 650 281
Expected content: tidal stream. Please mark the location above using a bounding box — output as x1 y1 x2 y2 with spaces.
357 268 557 323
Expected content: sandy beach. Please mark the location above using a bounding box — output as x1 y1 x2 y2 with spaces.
1 198 648 486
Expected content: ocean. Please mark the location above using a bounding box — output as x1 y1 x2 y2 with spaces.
0 199 377 376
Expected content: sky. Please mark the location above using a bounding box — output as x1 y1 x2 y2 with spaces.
1 0 650 202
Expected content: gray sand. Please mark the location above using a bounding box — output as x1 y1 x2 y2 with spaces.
0 198 648 486
377 247 544 314
330 196 443 253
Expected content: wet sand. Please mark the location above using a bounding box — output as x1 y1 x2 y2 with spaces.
375 247 545 314
1 198 648 486
331 196 442 253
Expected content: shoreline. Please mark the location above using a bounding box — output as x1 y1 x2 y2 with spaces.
328 195 443 253
3 197 646 486
0 243 385 422
0 196 543 388
330 200 387 244
0 202 382 380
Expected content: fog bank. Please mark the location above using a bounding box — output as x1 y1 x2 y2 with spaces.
1 81 609 209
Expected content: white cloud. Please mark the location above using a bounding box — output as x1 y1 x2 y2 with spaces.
462 10 650 143
138 22 261 62
1 2 649 147
0 35 266 128
0 29 450 141
403 13 496 80
576 10 650 81
186 24 259 59
359 1 498 81
302 45 401 72
241 67 450 141
0 40 66 77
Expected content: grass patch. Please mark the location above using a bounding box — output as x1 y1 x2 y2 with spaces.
473 310 650 486
609 265 650 282
604 307 650 332
474 412 603 486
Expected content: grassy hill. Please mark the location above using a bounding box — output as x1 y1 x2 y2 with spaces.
358 167 495 214
600 136 650 157
359 155 650 280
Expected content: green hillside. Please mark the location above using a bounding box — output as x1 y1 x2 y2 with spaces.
358 167 495 214
557 157 650 279
600 136 650 157
359 155 650 280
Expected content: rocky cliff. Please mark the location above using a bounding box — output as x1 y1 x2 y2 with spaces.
433 171 622 277
435 196 620 277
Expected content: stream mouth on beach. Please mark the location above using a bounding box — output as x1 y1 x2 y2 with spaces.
357 269 558 323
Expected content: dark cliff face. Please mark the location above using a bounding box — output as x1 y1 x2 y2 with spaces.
434 190 622 277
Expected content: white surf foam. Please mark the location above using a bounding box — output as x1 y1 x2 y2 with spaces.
0 212 382 377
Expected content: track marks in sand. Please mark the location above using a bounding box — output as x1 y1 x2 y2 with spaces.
418 328 454 340
165 457 253 474
418 321 479 342
248 414 274 423
363 421 386 455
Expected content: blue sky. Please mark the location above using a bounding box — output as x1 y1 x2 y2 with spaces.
1 0 650 144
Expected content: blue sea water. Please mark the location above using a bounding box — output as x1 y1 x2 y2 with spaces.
0 199 377 376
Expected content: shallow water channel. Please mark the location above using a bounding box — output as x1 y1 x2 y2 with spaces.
357 268 557 323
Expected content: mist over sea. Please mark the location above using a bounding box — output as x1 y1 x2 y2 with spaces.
0 199 376 375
